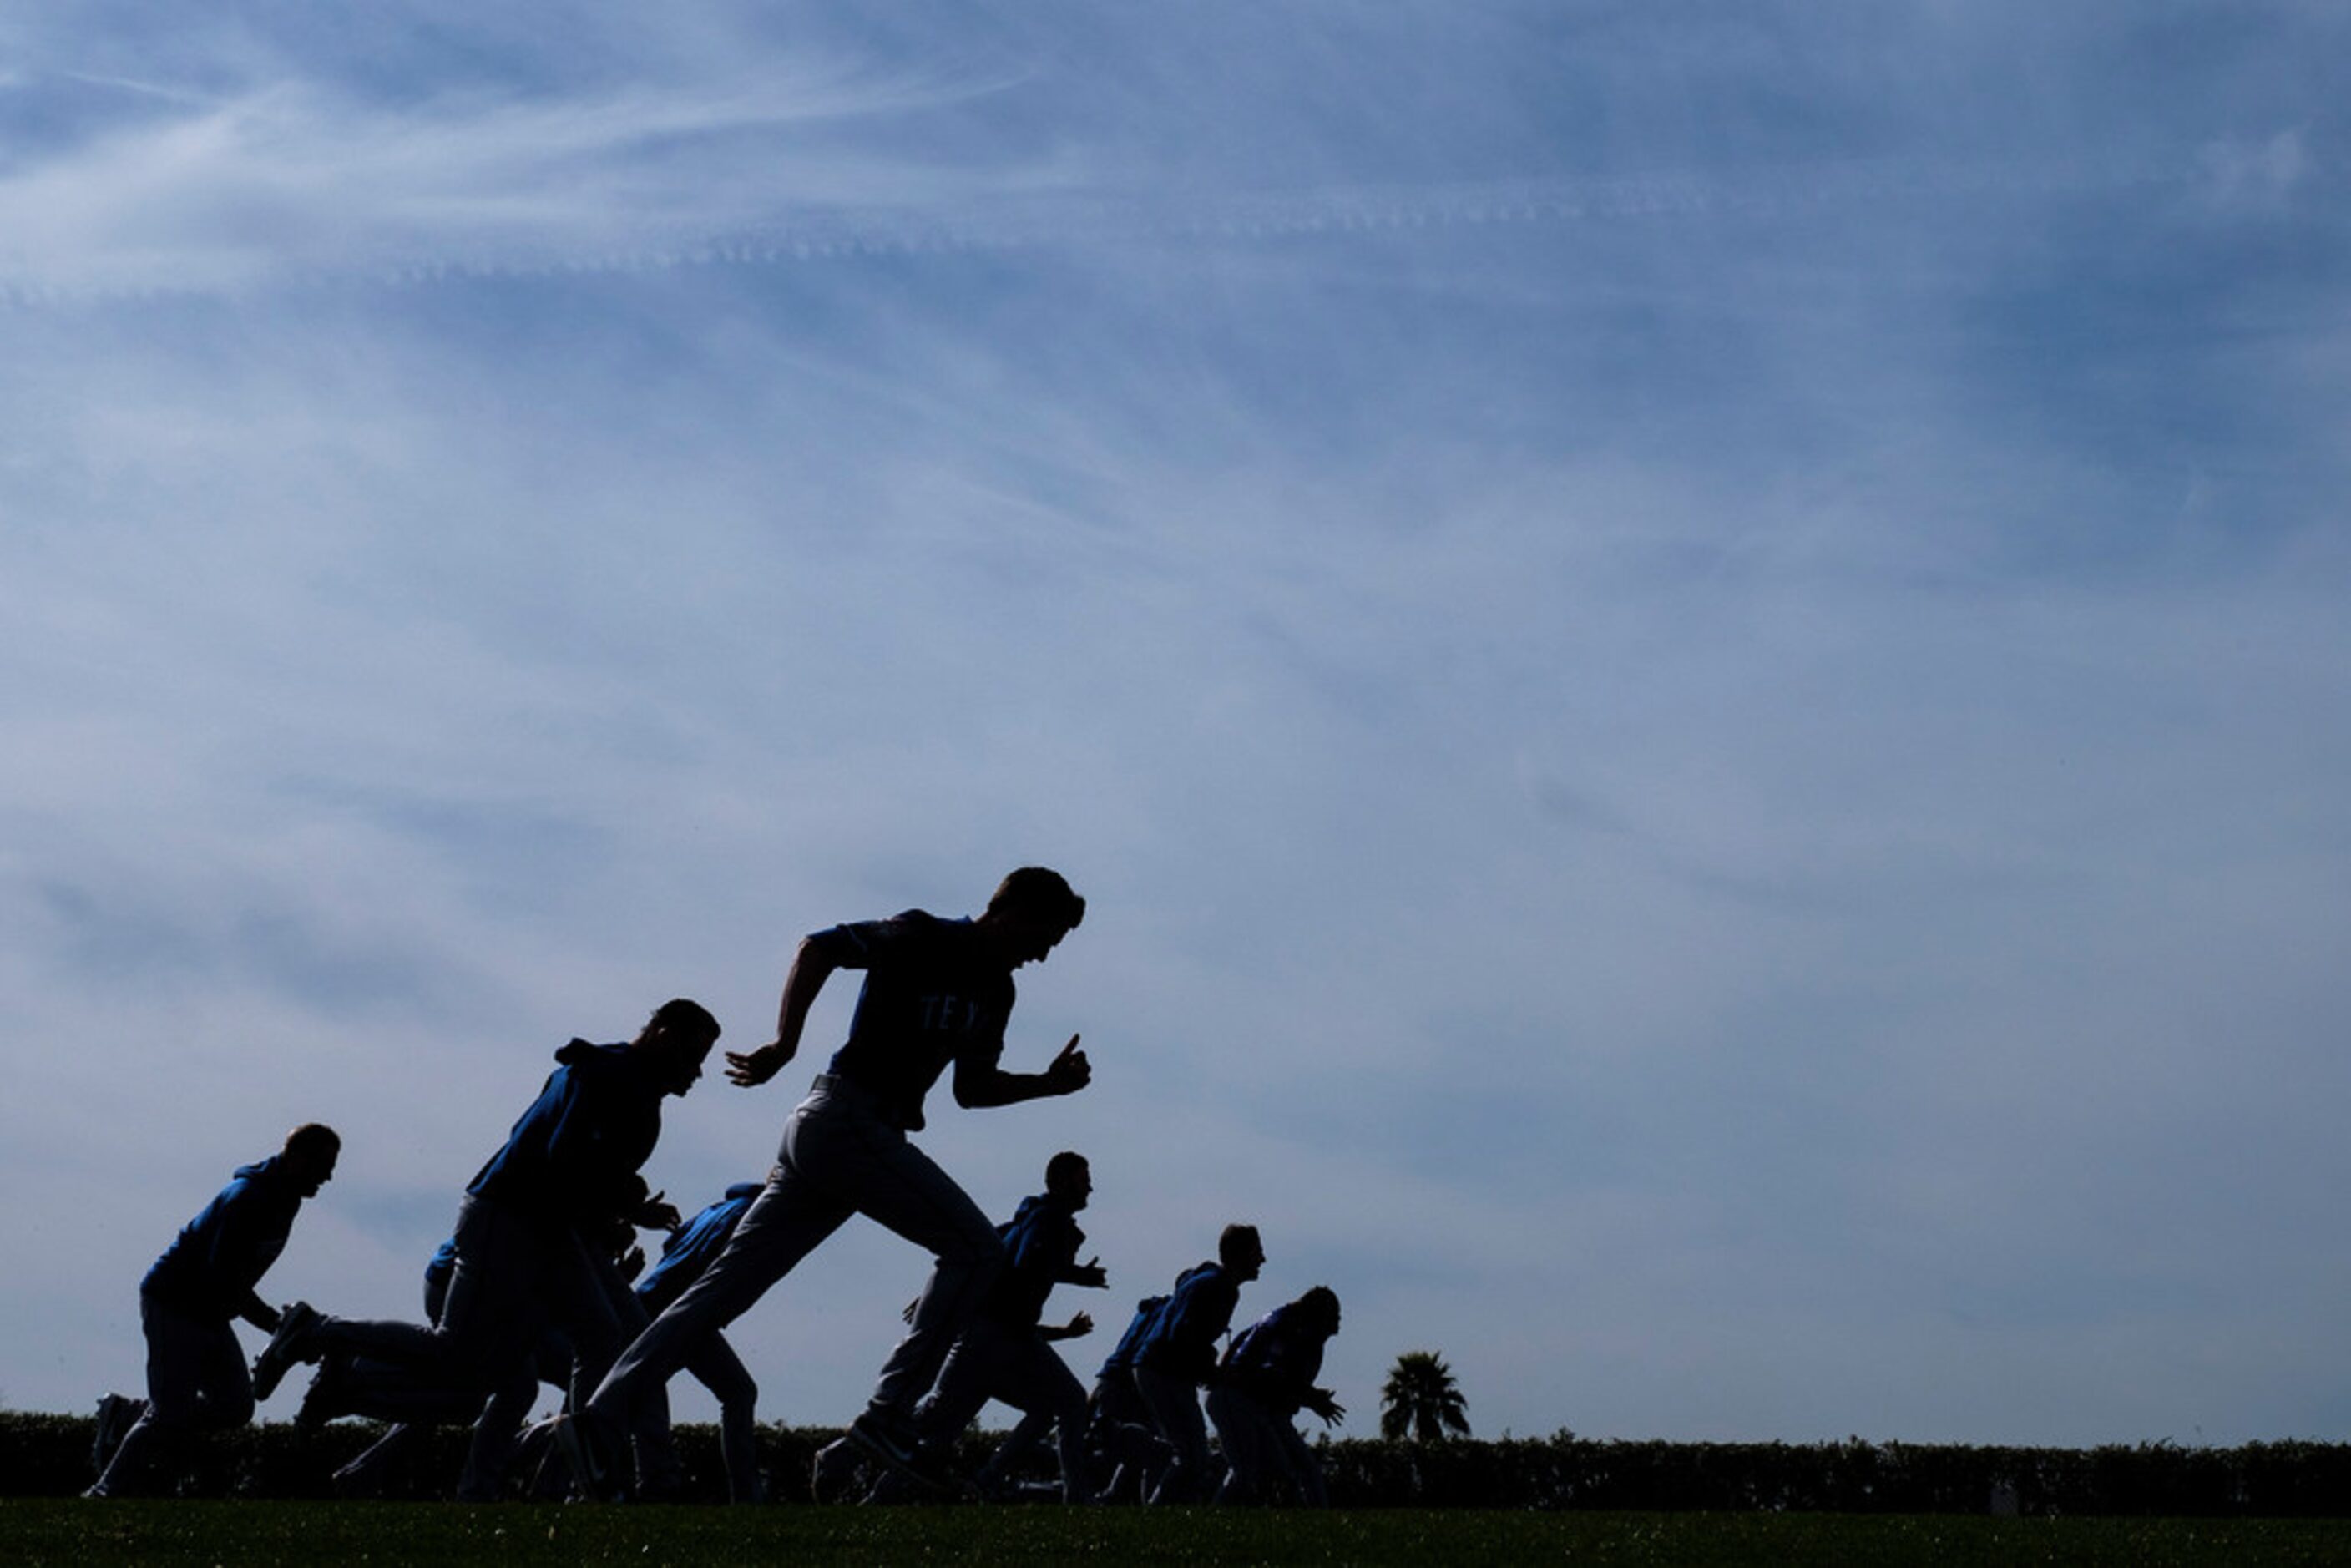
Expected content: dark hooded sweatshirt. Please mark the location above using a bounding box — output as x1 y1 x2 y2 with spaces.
142 1156 311 1329
465 1039 670 1233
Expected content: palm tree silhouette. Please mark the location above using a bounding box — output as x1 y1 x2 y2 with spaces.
1379 1350 1470 1441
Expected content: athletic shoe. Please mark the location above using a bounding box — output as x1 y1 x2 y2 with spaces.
809 1437 862 1504
552 1412 618 1501
846 1414 970 1500
513 1415 564 1497
844 1409 923 1473
987 1477 1063 1504
294 1351 351 1431
90 1393 145 1475
250 1301 321 1399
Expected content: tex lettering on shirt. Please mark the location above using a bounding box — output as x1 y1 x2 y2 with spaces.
919 994 991 1034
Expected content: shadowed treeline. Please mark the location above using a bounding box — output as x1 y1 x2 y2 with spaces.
1318 1433 2351 1515
11 1414 2351 1515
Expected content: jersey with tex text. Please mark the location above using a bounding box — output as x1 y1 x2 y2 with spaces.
811 910 1016 1131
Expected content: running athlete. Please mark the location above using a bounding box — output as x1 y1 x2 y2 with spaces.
906 1151 1108 1500
1091 1290 1176 1502
1206 1286 1344 1505
1131 1223 1263 1503
253 999 717 1500
629 1181 767 1502
568 867 1090 1494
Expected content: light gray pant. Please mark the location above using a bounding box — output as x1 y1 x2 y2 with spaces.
588 1075 1004 1435
1132 1365 1214 1504
918 1317 1091 1500
94 1294 252 1495
1206 1384 1326 1505
682 1333 762 1502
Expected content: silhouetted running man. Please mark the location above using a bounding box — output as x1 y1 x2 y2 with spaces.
311 1201 670 1500
251 999 717 1500
86 1123 340 1497
1206 1286 1344 1505
626 1181 767 1502
568 867 1090 1495
1090 1290 1176 1502
302 1237 480 1498
867 1151 1109 1502
1130 1223 1263 1503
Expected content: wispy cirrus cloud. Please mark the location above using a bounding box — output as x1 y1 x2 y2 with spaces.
0 69 2227 303
0 63 1034 296
13 0 2318 301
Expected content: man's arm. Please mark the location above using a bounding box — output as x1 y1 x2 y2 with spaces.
205 1186 291 1332
1040 1310 1095 1343
634 1189 683 1232
953 1034 1090 1109
727 935 840 1086
1184 1277 1243 1383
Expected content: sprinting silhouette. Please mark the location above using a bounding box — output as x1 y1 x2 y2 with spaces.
625 1181 767 1502
249 999 718 1500
305 1237 536 1494
881 1151 1108 1502
1130 1223 1263 1503
958 1280 1176 1505
1378 1349 1470 1442
1089 1291 1176 1501
301 1237 483 1497
86 1123 340 1497
304 1201 670 1500
1206 1286 1344 1505
568 868 1090 1497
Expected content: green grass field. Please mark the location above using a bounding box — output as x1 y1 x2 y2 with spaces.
7 1501 2350 1566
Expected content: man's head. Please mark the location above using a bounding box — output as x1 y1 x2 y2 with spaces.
981 867 1086 968
1219 1222 1266 1282
635 998 721 1097
281 1123 341 1196
1297 1285 1341 1338
1044 1150 1092 1211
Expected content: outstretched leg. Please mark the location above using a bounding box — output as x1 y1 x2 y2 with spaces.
811 1122 1003 1426
584 1166 849 1452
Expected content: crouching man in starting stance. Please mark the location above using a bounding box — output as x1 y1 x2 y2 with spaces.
88 1122 341 1497
1207 1286 1343 1505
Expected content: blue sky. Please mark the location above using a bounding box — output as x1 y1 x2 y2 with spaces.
3 2 2348 1445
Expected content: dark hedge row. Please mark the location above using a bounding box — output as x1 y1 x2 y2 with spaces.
10 1412 2349 1514
1317 1434 2351 1515
4 1412 862 1504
